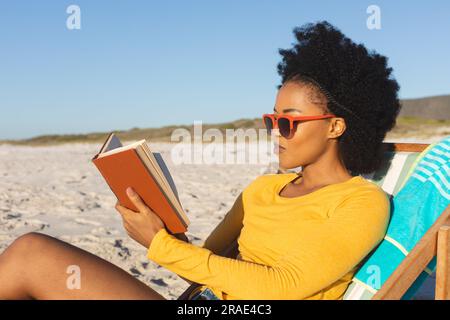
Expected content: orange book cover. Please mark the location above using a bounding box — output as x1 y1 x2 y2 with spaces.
92 136 189 234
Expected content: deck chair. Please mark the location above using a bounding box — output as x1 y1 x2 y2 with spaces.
178 140 450 300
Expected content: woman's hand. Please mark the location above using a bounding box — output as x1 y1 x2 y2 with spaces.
115 187 165 248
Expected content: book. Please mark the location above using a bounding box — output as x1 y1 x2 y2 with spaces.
92 133 189 234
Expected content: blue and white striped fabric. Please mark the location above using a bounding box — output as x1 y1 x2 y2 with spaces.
344 136 450 300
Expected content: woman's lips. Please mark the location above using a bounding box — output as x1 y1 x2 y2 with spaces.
274 143 286 154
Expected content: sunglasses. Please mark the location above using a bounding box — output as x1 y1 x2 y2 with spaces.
262 113 336 139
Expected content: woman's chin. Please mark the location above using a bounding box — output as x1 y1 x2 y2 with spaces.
278 159 295 170
278 157 301 171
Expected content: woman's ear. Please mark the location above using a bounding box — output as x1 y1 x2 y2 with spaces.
328 117 346 139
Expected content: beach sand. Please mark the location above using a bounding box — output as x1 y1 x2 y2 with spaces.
0 135 446 299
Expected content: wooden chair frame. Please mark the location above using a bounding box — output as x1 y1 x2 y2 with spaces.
178 142 450 300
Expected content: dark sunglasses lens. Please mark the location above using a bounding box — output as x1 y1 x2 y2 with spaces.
278 118 291 138
263 117 273 134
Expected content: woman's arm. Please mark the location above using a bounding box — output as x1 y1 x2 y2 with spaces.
177 193 244 285
115 187 244 286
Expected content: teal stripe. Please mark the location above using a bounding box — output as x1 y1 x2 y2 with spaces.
428 149 450 162
431 145 450 155
412 171 429 181
425 153 446 165
420 159 440 171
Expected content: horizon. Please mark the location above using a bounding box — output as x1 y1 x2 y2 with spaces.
1 1 450 140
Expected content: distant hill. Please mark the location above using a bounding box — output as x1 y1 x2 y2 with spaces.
400 94 450 120
0 118 263 145
1 95 449 146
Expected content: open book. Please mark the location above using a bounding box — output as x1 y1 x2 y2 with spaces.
92 133 189 234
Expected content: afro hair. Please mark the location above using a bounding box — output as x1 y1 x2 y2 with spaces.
277 21 401 175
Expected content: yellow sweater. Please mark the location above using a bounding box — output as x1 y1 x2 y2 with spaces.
147 173 390 300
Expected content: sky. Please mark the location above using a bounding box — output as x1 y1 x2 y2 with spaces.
0 0 449 140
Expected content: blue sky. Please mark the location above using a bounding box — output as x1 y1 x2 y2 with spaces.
0 1 449 140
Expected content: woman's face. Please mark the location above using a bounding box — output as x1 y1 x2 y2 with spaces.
273 81 341 169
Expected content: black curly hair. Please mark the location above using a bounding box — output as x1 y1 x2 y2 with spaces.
277 21 401 175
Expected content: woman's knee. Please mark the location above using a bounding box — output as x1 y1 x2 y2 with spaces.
2 232 53 260
0 232 58 299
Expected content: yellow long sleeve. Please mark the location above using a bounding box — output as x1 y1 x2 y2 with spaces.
147 174 390 300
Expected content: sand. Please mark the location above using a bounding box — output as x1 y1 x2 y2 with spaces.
0 135 446 299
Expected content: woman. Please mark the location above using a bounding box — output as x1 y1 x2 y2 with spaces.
0 21 400 300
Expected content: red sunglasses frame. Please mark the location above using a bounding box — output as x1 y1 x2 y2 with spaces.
262 113 336 139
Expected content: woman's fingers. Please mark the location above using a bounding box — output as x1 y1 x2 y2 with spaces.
115 203 128 226
113 192 165 248
115 205 133 234
115 201 129 217
115 201 125 215
114 188 152 217
126 187 150 214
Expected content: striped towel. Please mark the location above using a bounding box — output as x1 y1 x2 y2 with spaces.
344 136 450 300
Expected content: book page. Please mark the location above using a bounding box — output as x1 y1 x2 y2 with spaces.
104 134 123 152
153 152 180 202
